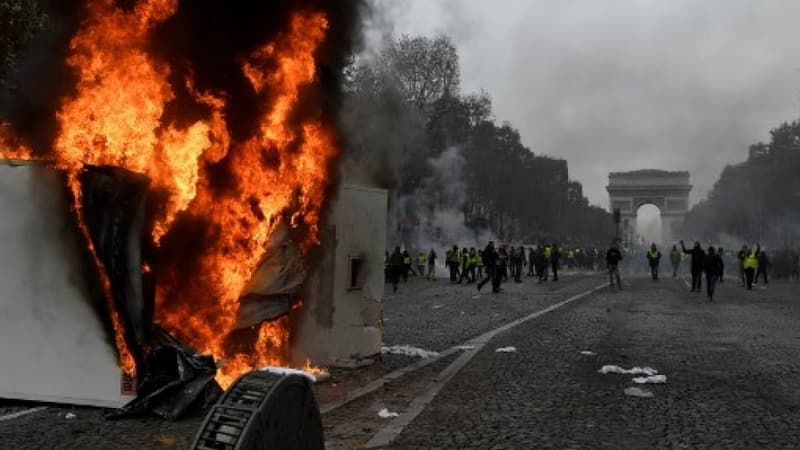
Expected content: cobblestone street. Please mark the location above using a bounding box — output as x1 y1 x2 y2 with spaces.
2 273 799 449
387 276 800 449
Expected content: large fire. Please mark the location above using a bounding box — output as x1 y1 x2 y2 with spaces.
0 0 340 388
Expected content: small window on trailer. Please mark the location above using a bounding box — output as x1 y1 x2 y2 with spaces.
348 255 364 291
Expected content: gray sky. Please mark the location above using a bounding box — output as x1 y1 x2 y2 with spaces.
370 0 800 207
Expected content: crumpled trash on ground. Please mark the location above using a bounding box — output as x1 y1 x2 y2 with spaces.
495 346 517 353
624 387 654 398
64 413 77 419
632 374 667 384
378 408 399 418
261 366 320 383
381 345 439 358
598 365 658 375
580 350 597 355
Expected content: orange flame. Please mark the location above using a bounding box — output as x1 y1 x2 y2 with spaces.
1 1 336 385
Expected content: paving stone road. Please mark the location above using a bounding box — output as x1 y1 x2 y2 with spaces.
3 273 798 449
387 276 800 449
0 272 598 450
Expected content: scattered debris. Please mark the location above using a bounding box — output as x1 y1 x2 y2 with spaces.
495 346 517 353
624 387 654 398
455 345 476 350
580 350 597 356
381 345 440 358
378 408 399 418
632 374 667 384
261 366 321 383
65 412 76 419
432 304 444 309
598 365 658 375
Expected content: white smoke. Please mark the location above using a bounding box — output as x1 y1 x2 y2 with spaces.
388 147 497 256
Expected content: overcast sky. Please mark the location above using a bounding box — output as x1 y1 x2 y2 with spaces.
369 0 800 208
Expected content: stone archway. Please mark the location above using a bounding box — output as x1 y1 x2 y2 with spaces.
606 170 692 245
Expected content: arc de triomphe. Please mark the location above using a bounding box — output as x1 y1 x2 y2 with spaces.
606 170 692 245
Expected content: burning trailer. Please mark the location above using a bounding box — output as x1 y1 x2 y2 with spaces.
0 160 386 415
0 0 378 429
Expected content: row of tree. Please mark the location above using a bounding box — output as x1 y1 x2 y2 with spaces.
681 120 800 246
341 35 613 246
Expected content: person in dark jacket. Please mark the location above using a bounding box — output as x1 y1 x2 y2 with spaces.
477 242 500 293
704 246 724 301
606 241 623 289
389 247 404 293
755 250 770 285
550 244 561 281
497 245 509 289
681 240 705 293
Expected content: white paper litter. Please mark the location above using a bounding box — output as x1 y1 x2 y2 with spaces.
455 345 476 350
260 366 318 382
65 413 76 419
381 345 440 358
632 374 667 384
432 304 444 309
580 351 596 356
495 346 517 353
378 408 399 418
598 365 658 375
624 387 654 398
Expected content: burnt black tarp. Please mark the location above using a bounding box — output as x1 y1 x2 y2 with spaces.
107 333 222 420
79 166 150 364
80 166 220 420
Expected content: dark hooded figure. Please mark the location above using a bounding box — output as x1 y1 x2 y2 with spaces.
704 246 724 301
477 242 500 293
681 240 705 293
389 247 404 293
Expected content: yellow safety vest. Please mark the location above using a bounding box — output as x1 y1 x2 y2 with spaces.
743 252 758 270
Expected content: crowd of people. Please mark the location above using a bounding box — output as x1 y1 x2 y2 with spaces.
385 242 610 293
631 240 800 301
386 239 800 299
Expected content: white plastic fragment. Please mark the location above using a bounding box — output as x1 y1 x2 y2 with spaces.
598 365 657 375
495 346 517 353
381 345 440 358
455 345 476 350
65 413 76 419
624 387 654 398
632 374 667 384
580 351 596 356
260 366 318 382
378 408 399 418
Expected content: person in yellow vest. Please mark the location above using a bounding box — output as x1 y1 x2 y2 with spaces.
743 244 760 290
646 243 662 280
402 250 412 282
448 245 460 283
417 252 427 278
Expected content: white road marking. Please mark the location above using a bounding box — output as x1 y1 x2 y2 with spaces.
321 282 608 416
0 406 47 422
365 282 609 448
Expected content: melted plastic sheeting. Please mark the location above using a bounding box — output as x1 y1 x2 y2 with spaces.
107 341 222 420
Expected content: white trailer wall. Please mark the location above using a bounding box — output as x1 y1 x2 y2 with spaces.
0 163 133 407
292 184 387 367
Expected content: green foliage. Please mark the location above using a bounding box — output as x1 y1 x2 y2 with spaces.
342 34 612 244
0 0 48 103
682 119 800 244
